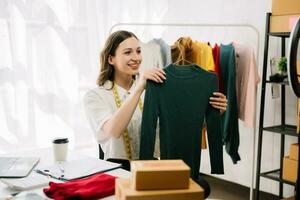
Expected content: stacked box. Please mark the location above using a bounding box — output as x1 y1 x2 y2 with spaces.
115 160 204 200
282 143 299 183
115 178 204 200
131 160 190 190
270 0 300 33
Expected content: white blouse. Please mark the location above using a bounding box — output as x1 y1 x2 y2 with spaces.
83 80 159 160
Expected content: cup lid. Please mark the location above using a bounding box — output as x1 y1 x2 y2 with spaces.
52 138 69 144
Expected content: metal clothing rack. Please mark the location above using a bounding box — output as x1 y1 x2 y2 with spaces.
109 22 260 200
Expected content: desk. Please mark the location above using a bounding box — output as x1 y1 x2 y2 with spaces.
0 147 131 200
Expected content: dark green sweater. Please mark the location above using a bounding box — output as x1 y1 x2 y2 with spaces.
139 64 224 180
220 44 241 164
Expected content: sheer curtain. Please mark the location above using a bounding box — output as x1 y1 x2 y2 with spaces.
0 0 104 153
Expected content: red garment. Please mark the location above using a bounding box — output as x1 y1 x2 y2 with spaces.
212 44 224 92
43 173 116 200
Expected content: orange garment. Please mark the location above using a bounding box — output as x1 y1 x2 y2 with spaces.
201 126 207 149
171 37 215 71
171 37 194 64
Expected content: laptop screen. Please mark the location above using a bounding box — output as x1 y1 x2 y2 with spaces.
0 157 40 178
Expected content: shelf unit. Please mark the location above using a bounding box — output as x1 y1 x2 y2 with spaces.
255 13 299 199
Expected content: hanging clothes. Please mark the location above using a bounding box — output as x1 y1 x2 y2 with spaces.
220 44 241 164
170 37 215 72
194 41 215 71
233 42 260 128
212 44 224 93
140 41 163 70
139 64 224 180
171 37 194 64
171 37 208 149
151 38 172 67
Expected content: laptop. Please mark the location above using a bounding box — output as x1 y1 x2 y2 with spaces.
0 157 40 178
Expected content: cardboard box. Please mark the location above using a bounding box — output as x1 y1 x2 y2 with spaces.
298 98 300 134
281 196 295 200
298 61 300 83
115 178 204 200
282 156 298 183
131 160 190 190
289 143 299 160
270 15 300 33
272 0 300 15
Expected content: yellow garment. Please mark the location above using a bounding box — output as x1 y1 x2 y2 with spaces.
195 41 215 72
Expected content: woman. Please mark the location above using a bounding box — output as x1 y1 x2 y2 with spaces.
83 30 227 163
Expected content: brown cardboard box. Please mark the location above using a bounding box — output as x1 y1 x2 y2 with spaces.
297 61 300 83
289 143 299 160
272 0 300 15
282 156 298 183
115 178 204 200
270 15 300 33
131 160 190 190
298 98 300 134
281 196 295 200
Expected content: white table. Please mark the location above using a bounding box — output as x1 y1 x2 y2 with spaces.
0 147 131 199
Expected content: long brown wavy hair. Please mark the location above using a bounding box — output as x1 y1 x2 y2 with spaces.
97 30 138 87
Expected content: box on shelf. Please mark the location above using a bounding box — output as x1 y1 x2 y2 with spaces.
115 178 204 200
270 15 300 33
281 196 295 200
298 98 300 134
131 160 190 190
272 0 300 15
289 143 299 160
282 156 298 183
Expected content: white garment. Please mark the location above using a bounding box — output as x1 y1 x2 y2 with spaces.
83 80 159 160
140 41 164 70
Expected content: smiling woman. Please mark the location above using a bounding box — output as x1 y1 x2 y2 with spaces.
84 30 166 161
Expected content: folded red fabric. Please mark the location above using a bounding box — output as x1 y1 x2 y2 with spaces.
43 173 116 200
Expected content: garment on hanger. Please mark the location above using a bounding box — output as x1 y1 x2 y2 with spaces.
220 44 241 164
140 41 163 70
194 41 215 71
171 37 194 64
171 37 214 150
233 42 260 128
151 38 172 67
171 37 215 72
139 64 224 180
212 44 224 92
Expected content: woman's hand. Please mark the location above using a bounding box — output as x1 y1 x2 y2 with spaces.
209 92 227 114
136 68 166 93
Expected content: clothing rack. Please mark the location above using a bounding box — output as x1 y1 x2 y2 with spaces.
109 22 260 200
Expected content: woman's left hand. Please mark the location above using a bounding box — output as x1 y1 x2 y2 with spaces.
209 92 227 114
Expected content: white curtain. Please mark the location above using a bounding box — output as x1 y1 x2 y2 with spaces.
0 0 100 153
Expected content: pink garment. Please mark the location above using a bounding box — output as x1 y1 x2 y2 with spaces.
233 43 260 128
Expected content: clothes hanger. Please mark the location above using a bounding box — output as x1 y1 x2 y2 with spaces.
173 57 193 65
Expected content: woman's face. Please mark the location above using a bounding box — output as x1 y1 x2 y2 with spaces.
109 37 142 76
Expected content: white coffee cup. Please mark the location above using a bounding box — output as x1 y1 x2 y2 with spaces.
52 138 69 162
